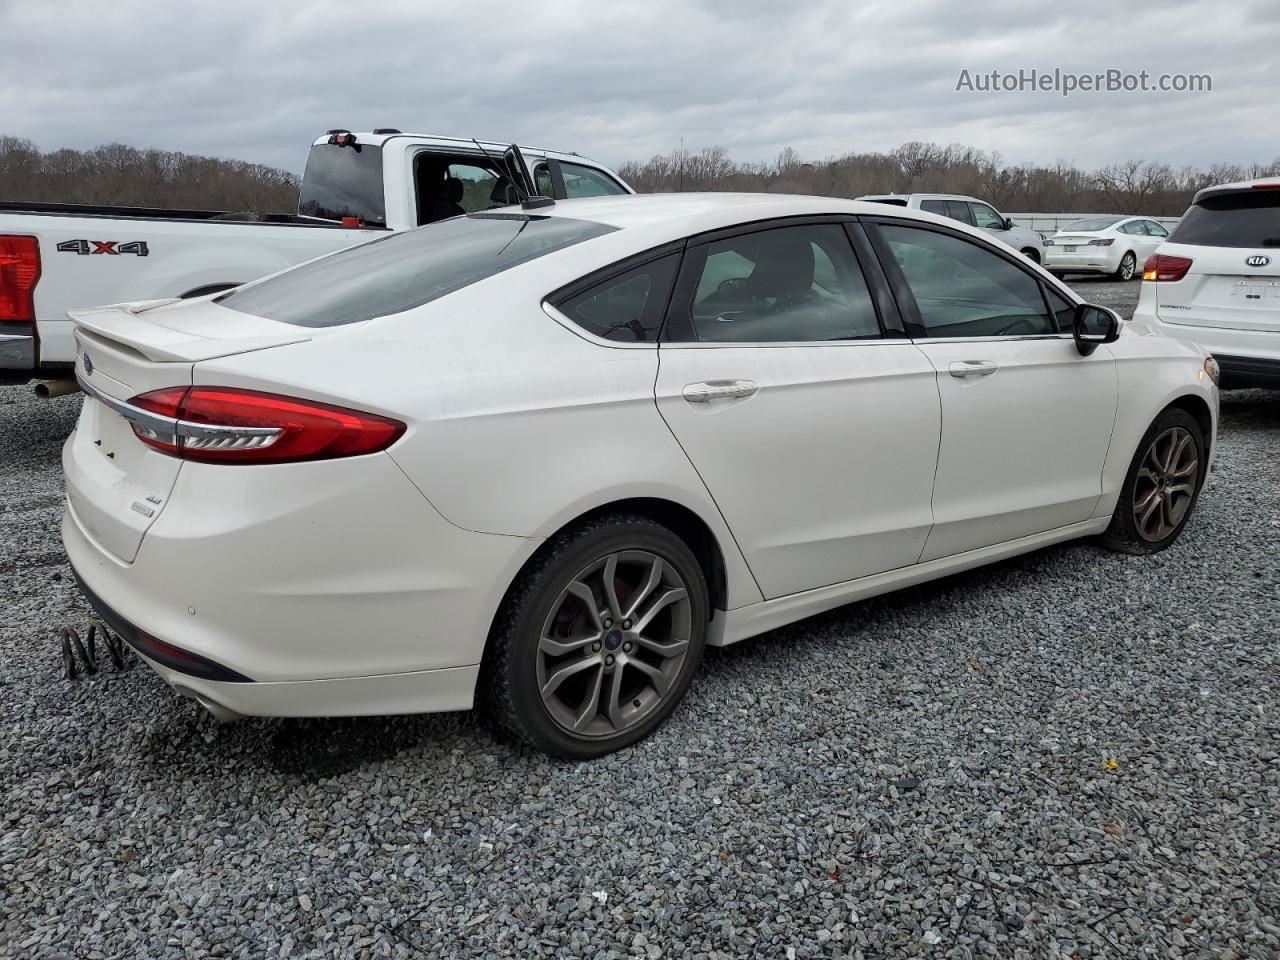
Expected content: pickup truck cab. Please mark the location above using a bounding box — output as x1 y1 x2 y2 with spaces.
0 131 631 383
857 193 1045 264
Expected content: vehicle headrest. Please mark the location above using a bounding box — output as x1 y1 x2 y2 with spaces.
440 177 464 203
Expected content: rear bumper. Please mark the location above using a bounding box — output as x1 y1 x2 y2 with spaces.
1144 310 1280 389
1215 353 1280 389
61 443 539 717
1043 252 1120 273
0 331 34 371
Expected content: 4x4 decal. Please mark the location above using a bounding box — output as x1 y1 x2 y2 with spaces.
57 240 149 257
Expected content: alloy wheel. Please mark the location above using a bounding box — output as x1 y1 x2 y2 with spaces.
536 550 693 738
1132 426 1199 542
1119 253 1136 280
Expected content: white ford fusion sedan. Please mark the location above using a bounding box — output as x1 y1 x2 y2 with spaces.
62 193 1218 758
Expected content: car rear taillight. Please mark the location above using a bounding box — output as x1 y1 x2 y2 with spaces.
1142 254 1193 282
1087 238 1115 246
127 386 405 464
0 235 41 325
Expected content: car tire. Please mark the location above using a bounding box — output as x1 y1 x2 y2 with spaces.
480 513 709 759
1098 407 1206 555
1112 251 1137 281
1021 248 1041 264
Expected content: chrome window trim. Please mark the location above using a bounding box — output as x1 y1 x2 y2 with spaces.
915 333 1074 344
657 338 915 349
543 303 916 350
541 302 656 349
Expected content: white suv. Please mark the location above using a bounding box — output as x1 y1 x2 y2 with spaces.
1133 178 1280 390
858 193 1046 263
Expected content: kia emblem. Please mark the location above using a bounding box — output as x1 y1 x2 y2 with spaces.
83 353 93 375
1245 255 1271 267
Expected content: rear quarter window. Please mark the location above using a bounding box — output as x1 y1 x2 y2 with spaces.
1170 192 1280 248
218 214 617 327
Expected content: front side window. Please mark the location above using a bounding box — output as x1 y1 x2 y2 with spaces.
553 255 679 343
879 224 1054 337
679 223 881 343
970 203 1005 230
1143 220 1170 237
219 214 617 327
560 162 628 198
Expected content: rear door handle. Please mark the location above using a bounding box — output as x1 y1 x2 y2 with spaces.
948 360 998 379
682 380 758 403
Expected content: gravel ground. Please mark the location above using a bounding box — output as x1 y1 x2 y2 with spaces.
2 279 1278 959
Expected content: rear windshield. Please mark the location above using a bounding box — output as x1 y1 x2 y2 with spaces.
1064 217 1122 232
218 214 617 327
1169 191 1280 248
298 143 386 225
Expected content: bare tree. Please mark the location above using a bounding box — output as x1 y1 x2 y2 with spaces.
0 137 299 212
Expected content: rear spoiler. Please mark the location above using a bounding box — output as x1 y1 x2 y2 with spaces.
69 301 310 363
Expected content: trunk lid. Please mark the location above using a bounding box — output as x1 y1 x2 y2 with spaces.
65 299 313 562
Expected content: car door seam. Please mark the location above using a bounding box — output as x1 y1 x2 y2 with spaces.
652 343 768 603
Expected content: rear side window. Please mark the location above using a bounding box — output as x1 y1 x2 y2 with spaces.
298 143 386 225
677 223 882 343
219 214 617 327
553 255 679 343
1170 191 1280 248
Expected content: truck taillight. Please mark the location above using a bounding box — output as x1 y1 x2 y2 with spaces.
127 387 405 464
0 235 41 324
1142 254 1193 282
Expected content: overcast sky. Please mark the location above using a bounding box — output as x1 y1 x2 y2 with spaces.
2 0 1275 174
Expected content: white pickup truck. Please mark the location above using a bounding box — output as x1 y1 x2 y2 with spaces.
0 130 632 384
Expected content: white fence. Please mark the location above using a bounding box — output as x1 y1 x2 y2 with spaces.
1007 212 1182 234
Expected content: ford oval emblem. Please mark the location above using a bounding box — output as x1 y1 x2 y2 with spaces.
83 353 93 375
1245 255 1271 267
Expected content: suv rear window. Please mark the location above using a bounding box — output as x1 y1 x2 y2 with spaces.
218 214 617 327
298 143 386 225
1169 191 1280 248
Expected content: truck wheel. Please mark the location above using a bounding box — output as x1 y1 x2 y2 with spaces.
481 513 708 759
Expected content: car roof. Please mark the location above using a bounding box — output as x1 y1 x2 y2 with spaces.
310 131 579 159
1193 177 1280 204
507 192 1021 256
857 193 980 203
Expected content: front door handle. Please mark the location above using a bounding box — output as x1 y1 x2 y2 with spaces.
948 360 998 379
682 379 758 403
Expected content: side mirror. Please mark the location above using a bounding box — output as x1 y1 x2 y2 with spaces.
1072 303 1121 356
1002 216 1014 231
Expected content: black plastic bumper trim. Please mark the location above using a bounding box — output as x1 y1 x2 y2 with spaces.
71 568 253 683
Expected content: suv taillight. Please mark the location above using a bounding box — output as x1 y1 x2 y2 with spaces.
127 387 405 464
0 235 41 324
1142 254 1193 282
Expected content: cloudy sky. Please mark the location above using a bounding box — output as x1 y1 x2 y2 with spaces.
2 0 1275 174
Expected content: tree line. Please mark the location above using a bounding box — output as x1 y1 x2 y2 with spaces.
0 136 299 212
618 143 1280 215
2 134 1278 216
